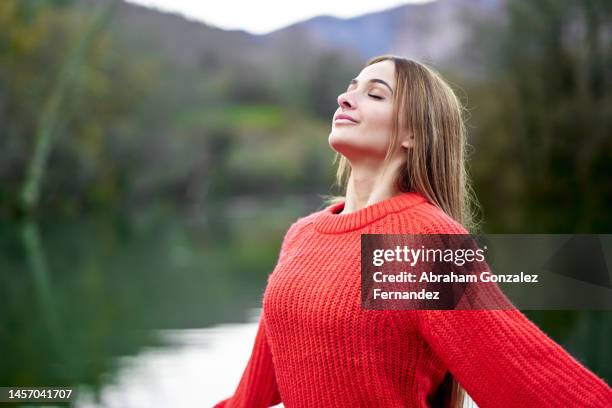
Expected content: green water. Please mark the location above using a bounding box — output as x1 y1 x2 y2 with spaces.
0 197 316 405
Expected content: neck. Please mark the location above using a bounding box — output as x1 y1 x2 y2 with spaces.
341 155 405 214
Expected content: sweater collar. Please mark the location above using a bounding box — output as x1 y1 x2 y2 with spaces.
313 191 428 234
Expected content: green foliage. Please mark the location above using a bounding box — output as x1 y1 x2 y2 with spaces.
0 0 157 216
466 0 612 233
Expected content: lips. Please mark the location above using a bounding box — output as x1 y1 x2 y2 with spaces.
335 113 358 123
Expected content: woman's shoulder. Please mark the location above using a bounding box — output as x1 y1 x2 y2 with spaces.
391 199 469 235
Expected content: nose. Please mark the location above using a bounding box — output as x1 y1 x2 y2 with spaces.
337 91 355 110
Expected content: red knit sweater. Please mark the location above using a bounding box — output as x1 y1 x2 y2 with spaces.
214 191 612 407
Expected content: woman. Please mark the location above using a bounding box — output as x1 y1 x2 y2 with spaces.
214 55 612 407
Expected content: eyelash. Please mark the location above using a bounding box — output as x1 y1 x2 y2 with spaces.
344 87 385 100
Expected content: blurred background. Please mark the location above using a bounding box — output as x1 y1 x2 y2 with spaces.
1 0 611 406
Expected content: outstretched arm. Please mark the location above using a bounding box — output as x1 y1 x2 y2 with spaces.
416 309 612 407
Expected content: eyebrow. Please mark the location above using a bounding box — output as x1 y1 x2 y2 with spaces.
349 78 394 95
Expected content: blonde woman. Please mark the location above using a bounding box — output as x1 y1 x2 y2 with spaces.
214 55 612 407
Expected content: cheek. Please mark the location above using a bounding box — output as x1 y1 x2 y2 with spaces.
365 106 394 136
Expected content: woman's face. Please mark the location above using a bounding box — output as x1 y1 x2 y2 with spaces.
329 60 397 163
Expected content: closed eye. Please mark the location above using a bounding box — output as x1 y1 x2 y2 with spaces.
369 94 383 100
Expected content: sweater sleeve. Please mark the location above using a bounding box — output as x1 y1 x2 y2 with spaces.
414 216 612 406
416 309 612 407
213 313 282 408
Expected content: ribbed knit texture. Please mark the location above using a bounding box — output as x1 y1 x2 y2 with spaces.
214 191 612 407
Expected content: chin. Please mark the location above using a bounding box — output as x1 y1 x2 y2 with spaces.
328 130 351 153
328 132 389 163
328 134 363 158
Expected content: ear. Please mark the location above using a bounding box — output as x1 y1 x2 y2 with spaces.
400 132 415 149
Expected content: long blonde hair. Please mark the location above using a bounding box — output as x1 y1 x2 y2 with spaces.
328 55 482 406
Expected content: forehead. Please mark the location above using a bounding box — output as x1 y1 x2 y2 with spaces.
356 60 395 83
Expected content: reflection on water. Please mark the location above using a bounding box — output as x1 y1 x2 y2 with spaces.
75 308 277 407
0 197 311 408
